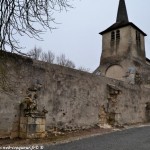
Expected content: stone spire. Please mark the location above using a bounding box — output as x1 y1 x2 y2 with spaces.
116 0 129 23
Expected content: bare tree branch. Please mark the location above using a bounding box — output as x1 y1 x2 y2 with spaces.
27 48 75 69
28 46 42 60
41 50 55 63
78 67 90 72
0 0 73 52
57 53 75 68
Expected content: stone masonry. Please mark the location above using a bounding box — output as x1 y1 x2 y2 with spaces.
0 51 150 138
19 117 46 138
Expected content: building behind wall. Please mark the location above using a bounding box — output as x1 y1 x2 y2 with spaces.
94 0 150 85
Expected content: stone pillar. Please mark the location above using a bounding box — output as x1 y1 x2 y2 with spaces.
19 91 48 139
19 116 46 138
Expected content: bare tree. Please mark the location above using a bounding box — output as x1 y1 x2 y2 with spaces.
0 0 73 52
78 67 90 72
65 59 75 69
57 54 75 68
41 51 55 64
28 46 42 60
27 49 75 68
57 54 67 66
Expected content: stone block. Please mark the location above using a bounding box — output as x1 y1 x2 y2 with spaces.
27 124 45 133
35 118 45 125
27 124 36 133
36 125 45 132
20 124 27 132
20 117 28 124
28 117 36 124
28 117 45 125
19 116 46 139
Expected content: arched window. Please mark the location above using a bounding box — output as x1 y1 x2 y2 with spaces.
136 31 141 48
116 30 120 40
111 31 115 41
111 30 120 42
136 31 140 42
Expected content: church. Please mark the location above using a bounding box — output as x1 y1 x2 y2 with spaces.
95 0 150 85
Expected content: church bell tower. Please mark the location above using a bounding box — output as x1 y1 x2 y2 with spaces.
95 0 147 81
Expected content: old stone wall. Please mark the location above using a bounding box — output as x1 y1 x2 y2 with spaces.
0 51 150 138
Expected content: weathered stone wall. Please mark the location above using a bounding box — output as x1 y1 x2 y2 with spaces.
0 51 150 138
0 51 107 138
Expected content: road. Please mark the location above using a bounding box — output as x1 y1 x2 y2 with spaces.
45 126 150 150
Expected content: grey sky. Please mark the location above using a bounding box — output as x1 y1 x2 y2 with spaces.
19 0 150 72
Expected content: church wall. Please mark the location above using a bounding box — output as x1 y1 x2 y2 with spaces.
117 26 131 56
130 26 146 61
130 26 139 58
101 32 111 58
101 26 130 60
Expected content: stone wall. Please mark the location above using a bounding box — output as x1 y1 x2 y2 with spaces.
0 51 150 138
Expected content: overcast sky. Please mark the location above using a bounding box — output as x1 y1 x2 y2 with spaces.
19 0 150 72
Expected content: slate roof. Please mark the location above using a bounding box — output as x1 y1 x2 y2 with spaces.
116 0 128 23
100 22 147 36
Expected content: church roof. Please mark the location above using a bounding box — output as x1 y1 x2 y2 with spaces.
116 0 128 23
100 0 147 36
100 22 147 36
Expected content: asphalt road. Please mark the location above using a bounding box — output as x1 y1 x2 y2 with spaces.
45 126 150 150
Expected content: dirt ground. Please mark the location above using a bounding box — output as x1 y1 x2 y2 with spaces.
0 127 113 147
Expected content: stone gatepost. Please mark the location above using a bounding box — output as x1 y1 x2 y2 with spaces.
19 97 48 139
19 116 46 138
